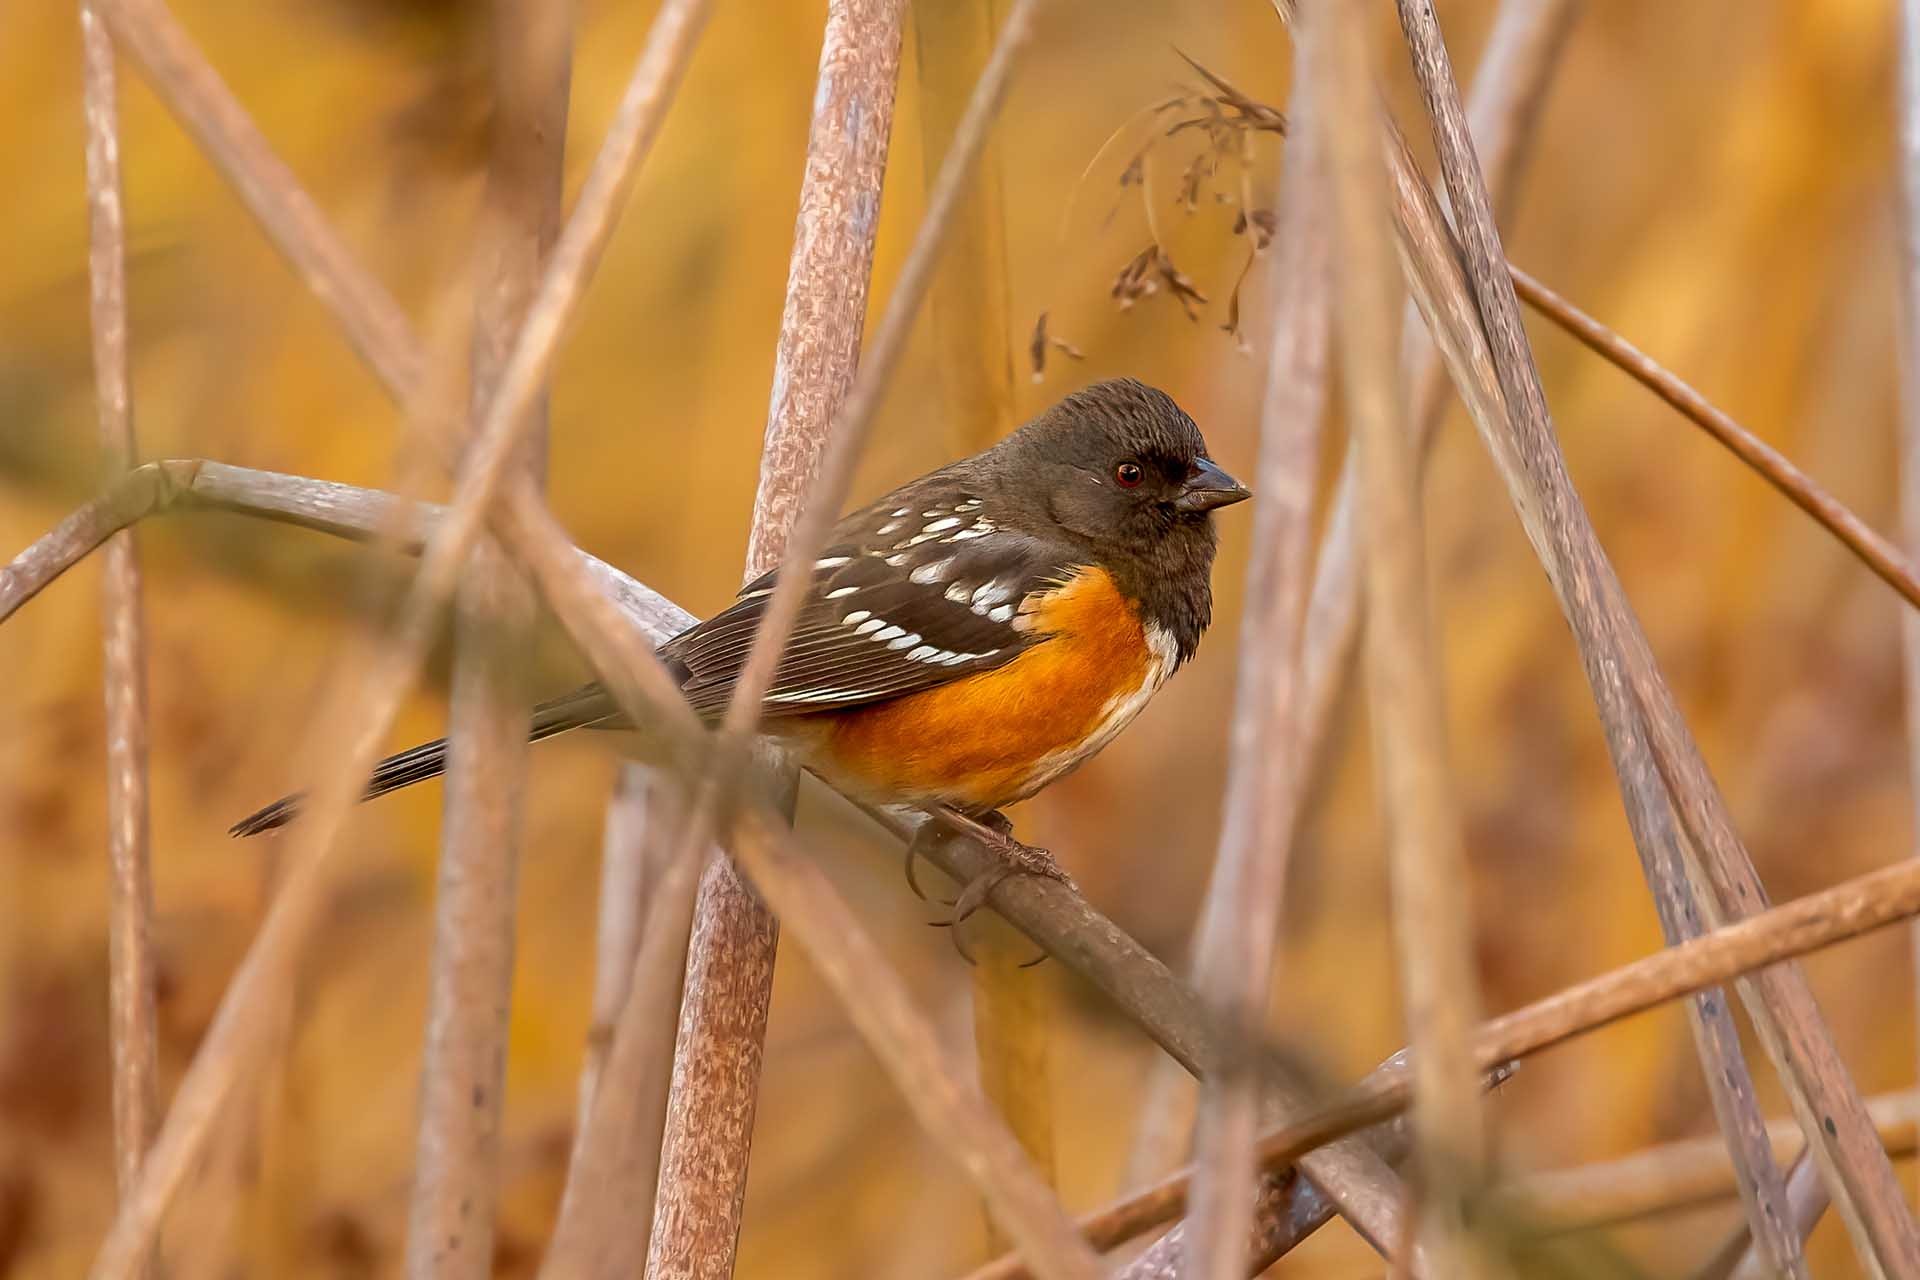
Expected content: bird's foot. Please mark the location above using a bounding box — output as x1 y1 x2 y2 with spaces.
925 808 1070 965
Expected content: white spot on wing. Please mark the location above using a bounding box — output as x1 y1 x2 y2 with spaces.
877 521 903 535
988 604 1014 623
873 624 904 643
891 507 911 517
855 618 885 635
827 585 860 599
842 610 871 625
884 552 910 566
944 582 974 604
906 645 938 662
815 555 850 569
909 558 953 585
886 631 922 651
923 516 961 533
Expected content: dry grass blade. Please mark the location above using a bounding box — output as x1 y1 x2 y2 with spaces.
1183 47 1340 1280
1511 265 1920 614
1387 4 1902 1273
78 2 159 1252
645 1 906 1270
1320 0 1484 1273
403 3 570 1275
84 2 712 1272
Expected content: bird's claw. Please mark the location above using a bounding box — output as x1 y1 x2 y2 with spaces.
933 820 1071 964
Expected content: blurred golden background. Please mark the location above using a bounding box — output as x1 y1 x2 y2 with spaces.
0 0 1912 1274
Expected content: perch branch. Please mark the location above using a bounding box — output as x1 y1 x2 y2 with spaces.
79 2 159 1257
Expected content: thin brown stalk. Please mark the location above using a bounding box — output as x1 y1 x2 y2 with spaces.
1512 265 1920 614
80 0 159 1251
1184 45 1336 1280
1322 0 1483 1272
644 0 907 1271
404 3 570 1275
1514 1092 1920 1235
85 4 711 1273
1389 4 1902 1272
1896 0 1920 1216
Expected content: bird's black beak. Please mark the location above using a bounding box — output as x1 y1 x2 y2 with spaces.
1174 458 1252 513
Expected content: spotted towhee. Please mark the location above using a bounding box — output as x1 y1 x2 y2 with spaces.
232 378 1249 901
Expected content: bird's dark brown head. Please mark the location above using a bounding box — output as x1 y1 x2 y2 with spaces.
980 378 1249 661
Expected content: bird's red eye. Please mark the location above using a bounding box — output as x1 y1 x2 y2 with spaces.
1114 461 1144 488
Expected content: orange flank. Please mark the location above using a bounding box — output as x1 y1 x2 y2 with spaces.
793 566 1164 812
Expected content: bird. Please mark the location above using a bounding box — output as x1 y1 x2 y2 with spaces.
230 378 1250 917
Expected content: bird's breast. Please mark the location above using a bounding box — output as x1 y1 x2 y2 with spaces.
789 566 1179 812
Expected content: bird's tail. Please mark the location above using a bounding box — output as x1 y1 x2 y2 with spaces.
227 684 623 837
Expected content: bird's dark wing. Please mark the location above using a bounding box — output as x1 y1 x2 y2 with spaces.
666 484 1073 718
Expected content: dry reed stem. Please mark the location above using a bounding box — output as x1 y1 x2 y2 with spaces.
914 0 1059 1245
537 841 705 1280
1512 1092 1920 1235
570 763 661 1157
1296 0 1575 795
1698 1147 1829 1280
1321 0 1484 1273
1512 266 1920 614
645 1 906 1270
1182 48 1336 1280
84 3 712 1272
1895 0 1920 1220
79 2 159 1261
403 3 571 1275
1387 5 1886 1272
